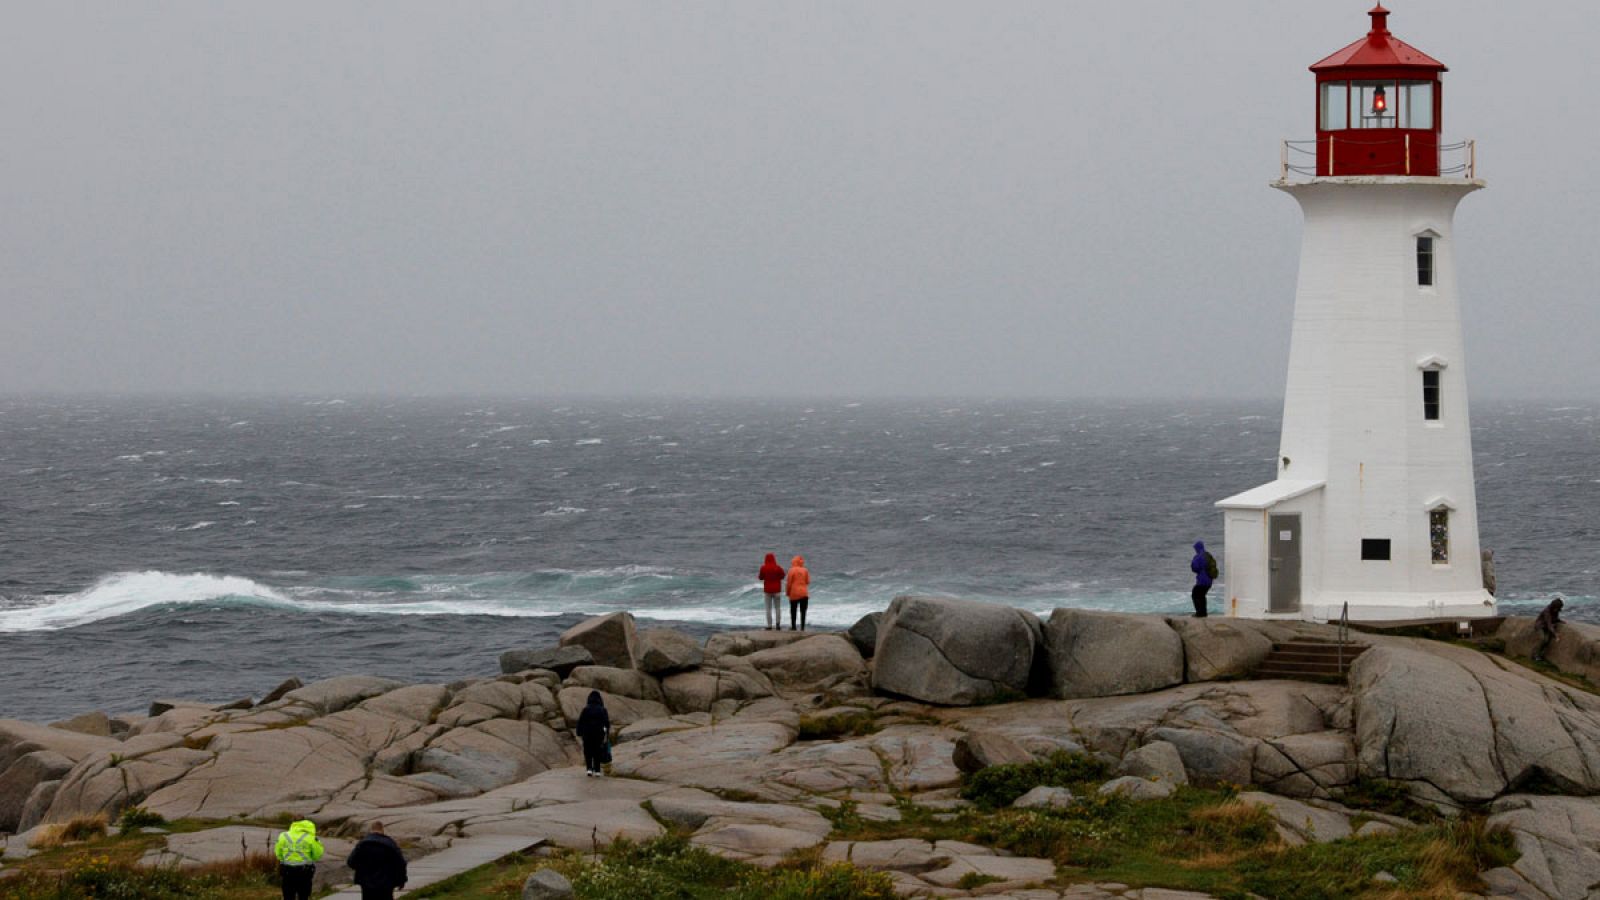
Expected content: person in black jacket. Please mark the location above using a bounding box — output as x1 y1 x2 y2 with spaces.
345 821 407 900
575 690 611 777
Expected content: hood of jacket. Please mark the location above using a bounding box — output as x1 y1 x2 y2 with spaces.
586 690 605 707
764 553 778 566
791 556 805 568
289 820 317 839
1193 541 1206 553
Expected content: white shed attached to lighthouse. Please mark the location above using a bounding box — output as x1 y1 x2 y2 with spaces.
1219 5 1496 623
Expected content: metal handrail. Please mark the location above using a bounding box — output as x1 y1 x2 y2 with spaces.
1278 138 1476 182
1337 601 1349 674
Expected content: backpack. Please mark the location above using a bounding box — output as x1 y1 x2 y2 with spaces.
1204 552 1219 580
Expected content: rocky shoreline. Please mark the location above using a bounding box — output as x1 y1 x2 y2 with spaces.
6 598 1600 897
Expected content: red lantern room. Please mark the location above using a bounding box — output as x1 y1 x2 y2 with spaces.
1311 5 1445 176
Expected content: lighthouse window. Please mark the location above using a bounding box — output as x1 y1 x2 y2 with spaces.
1422 369 1442 420
1320 82 1349 130
1430 508 1450 564
1417 236 1435 286
1361 539 1392 561
1400 82 1434 129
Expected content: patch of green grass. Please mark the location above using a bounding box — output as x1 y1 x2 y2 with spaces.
796 710 879 741
958 750 1111 809
410 834 897 900
956 871 1004 888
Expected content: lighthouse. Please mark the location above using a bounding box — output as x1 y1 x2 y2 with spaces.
1217 5 1496 622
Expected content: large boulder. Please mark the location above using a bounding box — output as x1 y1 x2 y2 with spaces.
1500 616 1600 683
1351 640 1600 805
501 645 594 677
1166 617 1274 682
1118 740 1188 785
704 630 815 660
49 711 112 737
279 675 406 716
560 613 640 670
745 635 865 692
565 666 665 703
951 732 1032 774
1044 609 1183 699
660 664 775 714
0 751 74 833
847 613 882 658
637 629 703 675
871 596 1039 706
1488 794 1600 900
0 720 120 831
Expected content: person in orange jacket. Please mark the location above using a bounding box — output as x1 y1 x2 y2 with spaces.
758 553 786 630
785 556 811 631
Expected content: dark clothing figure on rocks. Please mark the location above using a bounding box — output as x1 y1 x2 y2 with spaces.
1190 541 1217 618
786 555 810 631
759 552 786 630
1534 596 1564 662
575 690 611 776
346 823 407 900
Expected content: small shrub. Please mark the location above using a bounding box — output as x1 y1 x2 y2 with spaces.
1338 777 1440 823
956 871 1004 889
821 798 865 833
30 813 109 848
118 806 168 834
960 750 1110 809
738 862 898 899
1189 799 1278 847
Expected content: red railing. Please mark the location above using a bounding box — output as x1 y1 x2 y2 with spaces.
1279 137 1476 182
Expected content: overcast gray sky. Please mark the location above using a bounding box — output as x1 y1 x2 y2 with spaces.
2 1 1593 399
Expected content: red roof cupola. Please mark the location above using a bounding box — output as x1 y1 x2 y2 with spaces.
1311 5 1446 176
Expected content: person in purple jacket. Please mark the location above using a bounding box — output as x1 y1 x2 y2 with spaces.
1190 541 1217 618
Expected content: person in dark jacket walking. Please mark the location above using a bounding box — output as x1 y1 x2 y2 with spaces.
345 821 407 900
1190 541 1217 618
575 690 611 776
1533 595 1564 662
758 552 785 630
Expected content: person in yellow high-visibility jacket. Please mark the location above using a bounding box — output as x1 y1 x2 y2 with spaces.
274 818 325 900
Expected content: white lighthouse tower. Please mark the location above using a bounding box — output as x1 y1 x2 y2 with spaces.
1218 5 1497 622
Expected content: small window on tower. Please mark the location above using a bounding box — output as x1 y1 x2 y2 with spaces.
1417 236 1435 286
1362 539 1392 561
1320 82 1349 130
1429 508 1450 564
1422 369 1442 420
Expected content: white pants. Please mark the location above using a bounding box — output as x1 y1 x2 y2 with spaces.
764 593 783 628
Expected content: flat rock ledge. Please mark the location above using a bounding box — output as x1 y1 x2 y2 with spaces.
3 606 1596 898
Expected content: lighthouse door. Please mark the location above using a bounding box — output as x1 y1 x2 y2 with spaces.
1268 514 1302 613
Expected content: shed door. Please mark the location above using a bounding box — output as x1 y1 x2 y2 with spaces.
1269 514 1302 613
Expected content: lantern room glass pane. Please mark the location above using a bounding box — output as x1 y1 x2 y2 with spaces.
1320 82 1349 130
1401 82 1434 129
1354 81 1396 129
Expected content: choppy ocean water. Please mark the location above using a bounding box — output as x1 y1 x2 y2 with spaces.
1 396 1595 720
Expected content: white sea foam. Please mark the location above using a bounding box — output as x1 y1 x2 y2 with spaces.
0 572 297 632
180 521 217 531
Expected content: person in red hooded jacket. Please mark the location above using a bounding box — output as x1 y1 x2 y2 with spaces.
785 556 811 631
758 553 785 630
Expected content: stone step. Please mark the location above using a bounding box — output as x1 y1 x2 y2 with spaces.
322 833 544 899
1255 640 1367 682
